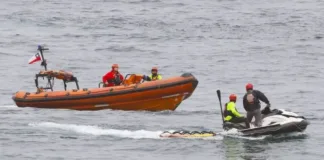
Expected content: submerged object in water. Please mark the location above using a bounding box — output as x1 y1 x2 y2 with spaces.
159 130 216 138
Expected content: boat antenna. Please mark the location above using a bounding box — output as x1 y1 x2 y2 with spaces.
217 90 225 129
37 45 49 71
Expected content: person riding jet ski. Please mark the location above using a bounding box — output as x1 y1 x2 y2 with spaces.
243 83 271 127
224 94 250 128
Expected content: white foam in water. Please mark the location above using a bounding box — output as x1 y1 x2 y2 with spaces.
225 134 268 140
267 131 307 139
218 129 268 140
29 122 224 140
29 122 303 141
29 122 163 139
1 105 18 108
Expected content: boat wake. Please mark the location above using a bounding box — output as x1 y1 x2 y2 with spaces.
29 122 163 139
0 105 18 108
28 122 307 141
29 122 222 140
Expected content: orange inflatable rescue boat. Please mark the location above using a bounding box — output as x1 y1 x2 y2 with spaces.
12 45 199 111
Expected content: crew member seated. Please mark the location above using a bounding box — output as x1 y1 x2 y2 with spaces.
224 94 250 128
102 64 124 87
143 67 162 81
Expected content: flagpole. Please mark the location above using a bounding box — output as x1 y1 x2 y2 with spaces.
36 45 53 91
38 45 48 71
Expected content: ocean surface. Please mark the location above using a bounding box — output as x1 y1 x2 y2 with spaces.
1 0 324 159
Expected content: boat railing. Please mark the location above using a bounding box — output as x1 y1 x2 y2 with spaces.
35 70 80 93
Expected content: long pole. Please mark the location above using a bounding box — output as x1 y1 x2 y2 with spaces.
37 45 52 91
217 90 225 129
38 45 48 71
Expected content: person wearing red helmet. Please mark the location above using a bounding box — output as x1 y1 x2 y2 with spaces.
224 94 250 128
243 83 271 127
102 64 124 87
147 67 162 81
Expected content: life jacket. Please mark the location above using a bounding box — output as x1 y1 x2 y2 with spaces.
244 90 262 111
149 74 162 81
224 101 240 121
114 74 122 85
107 73 122 85
246 90 256 104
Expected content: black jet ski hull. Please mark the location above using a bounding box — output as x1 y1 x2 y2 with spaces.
239 120 309 136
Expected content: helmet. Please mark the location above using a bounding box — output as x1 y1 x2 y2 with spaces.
229 94 237 101
151 67 158 71
246 83 253 90
112 64 119 68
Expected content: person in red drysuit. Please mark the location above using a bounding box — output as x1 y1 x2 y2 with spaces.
102 64 124 87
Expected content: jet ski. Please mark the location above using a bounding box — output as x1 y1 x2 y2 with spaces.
223 108 309 136
216 90 309 136
159 108 309 138
160 90 309 138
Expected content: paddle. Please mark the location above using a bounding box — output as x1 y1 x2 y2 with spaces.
217 90 225 129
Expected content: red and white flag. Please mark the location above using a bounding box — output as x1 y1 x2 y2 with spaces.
28 52 42 64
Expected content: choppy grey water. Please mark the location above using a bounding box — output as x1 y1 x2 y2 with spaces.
1 0 324 159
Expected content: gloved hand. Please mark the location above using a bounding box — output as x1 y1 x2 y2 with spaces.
262 105 271 114
142 75 151 81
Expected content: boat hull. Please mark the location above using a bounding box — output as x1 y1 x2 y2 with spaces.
12 73 198 111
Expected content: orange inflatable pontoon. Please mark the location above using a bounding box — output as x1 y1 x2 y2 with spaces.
12 45 199 111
